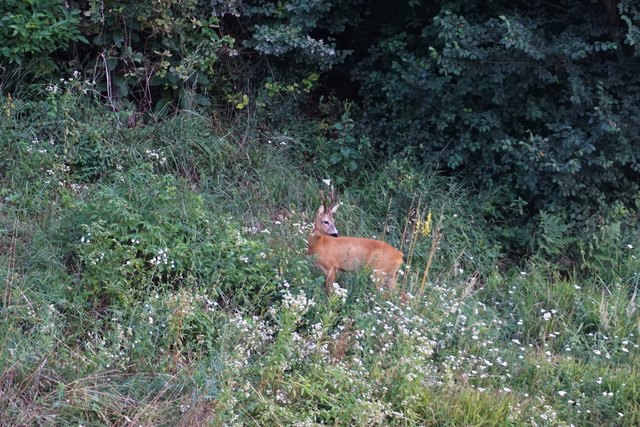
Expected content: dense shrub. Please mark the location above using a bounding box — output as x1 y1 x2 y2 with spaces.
57 166 280 312
77 0 236 113
351 1 640 246
0 0 85 65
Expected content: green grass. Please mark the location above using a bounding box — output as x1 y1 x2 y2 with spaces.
1 90 639 426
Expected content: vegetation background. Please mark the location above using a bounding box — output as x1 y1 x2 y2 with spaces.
1 0 639 425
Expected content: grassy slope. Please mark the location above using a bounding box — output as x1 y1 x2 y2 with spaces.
1 91 639 426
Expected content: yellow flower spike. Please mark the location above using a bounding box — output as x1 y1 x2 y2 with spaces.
420 210 432 237
415 210 432 237
4 93 15 117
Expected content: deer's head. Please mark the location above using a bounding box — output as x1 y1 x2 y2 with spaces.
314 188 340 237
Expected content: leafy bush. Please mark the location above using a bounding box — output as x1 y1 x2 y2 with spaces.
77 0 236 113
0 0 86 65
1 0 355 119
241 0 350 70
286 99 373 185
59 165 279 311
352 2 640 250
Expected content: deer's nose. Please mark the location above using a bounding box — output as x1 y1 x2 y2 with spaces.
331 232 339 237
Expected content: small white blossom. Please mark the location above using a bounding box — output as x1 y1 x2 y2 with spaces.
331 283 348 302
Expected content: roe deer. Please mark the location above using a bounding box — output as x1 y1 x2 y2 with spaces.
307 188 403 294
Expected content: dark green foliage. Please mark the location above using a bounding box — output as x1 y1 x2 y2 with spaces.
77 0 236 113
620 0 640 55
0 0 86 65
241 0 354 69
287 99 373 186
351 1 640 244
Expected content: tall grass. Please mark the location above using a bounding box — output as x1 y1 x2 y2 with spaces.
1 90 639 425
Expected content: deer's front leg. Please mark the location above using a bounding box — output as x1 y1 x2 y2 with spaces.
324 266 337 294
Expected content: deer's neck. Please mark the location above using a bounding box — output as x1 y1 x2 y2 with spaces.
307 229 331 254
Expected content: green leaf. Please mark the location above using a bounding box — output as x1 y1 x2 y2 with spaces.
154 97 173 115
106 57 118 71
194 94 211 106
329 153 342 164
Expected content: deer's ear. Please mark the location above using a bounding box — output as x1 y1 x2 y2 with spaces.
330 203 340 214
317 205 326 216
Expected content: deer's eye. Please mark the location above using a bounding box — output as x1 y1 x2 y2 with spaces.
323 220 330 224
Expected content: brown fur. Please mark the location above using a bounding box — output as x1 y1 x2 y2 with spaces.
307 203 403 294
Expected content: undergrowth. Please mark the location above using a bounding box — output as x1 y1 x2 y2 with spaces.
1 89 639 426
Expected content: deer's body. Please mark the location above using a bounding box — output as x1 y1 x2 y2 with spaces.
307 190 403 294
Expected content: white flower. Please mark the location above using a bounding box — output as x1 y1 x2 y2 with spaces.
281 290 315 315
331 283 348 302
322 179 331 186
558 390 567 397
